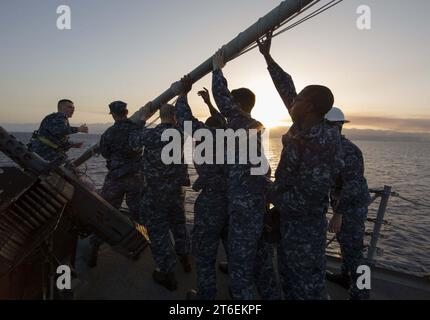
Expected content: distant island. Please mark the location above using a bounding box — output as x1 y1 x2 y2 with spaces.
268 126 430 142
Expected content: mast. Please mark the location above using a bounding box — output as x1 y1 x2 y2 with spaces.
130 0 313 122
73 0 314 167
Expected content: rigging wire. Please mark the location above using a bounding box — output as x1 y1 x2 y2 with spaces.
144 96 179 127
391 192 430 209
135 1 341 126
233 0 323 58
237 0 345 58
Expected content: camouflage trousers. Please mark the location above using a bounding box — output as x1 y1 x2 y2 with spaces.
142 183 190 273
90 172 143 247
228 192 280 300
278 212 328 300
254 240 282 300
101 172 143 222
192 188 228 299
337 206 370 300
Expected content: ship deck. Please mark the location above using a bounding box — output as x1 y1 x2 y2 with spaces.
73 237 430 300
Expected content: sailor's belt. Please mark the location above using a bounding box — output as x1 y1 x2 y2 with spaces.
35 135 60 150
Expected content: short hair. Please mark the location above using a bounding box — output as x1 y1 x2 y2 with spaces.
205 116 224 129
299 85 334 115
231 88 255 114
159 104 175 120
58 99 73 109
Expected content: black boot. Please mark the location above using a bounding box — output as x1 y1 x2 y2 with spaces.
218 261 228 275
179 255 192 273
326 271 351 290
152 270 178 291
186 289 198 300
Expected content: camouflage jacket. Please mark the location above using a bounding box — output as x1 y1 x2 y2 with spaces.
175 95 227 191
99 119 143 179
129 121 190 187
331 136 370 213
267 59 344 215
212 69 271 194
31 112 78 151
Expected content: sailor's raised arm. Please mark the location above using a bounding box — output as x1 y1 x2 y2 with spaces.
174 94 208 134
171 76 206 134
198 87 226 128
128 102 152 150
258 31 297 113
212 49 246 121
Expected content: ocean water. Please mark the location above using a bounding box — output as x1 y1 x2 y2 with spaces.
1 132 429 277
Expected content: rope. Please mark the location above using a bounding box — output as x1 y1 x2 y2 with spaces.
236 0 318 57
391 192 430 209
275 0 345 34
144 96 178 128
237 0 344 57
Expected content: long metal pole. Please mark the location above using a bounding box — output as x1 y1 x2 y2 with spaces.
73 0 314 167
71 144 100 168
129 0 314 122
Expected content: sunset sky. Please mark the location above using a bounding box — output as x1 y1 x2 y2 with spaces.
0 0 429 132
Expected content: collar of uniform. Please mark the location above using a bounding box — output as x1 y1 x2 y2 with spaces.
288 120 326 140
156 122 176 129
56 111 67 118
114 119 130 125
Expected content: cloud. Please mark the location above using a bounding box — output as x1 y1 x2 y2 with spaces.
346 115 430 133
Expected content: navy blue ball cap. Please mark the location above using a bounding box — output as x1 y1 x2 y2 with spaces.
109 101 127 114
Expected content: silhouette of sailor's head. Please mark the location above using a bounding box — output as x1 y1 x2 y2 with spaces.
291 85 334 124
109 101 128 121
160 104 176 124
231 88 256 114
205 116 224 129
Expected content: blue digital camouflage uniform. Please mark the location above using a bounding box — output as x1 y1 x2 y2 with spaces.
331 135 371 299
254 237 282 300
129 120 191 274
89 119 144 249
175 94 229 299
266 60 344 300
212 69 281 300
99 119 144 221
28 112 79 162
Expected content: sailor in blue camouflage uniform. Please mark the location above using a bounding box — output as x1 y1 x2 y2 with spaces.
99 101 144 221
86 101 144 267
172 77 229 300
212 50 281 300
28 99 88 163
129 102 192 291
325 107 371 300
258 31 344 299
